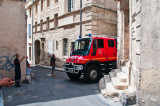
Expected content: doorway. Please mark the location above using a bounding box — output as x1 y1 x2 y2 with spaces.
35 40 40 64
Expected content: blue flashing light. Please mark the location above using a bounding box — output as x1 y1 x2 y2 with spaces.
88 34 92 37
79 35 81 38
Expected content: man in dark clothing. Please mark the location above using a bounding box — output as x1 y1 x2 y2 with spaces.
14 53 25 87
50 54 56 77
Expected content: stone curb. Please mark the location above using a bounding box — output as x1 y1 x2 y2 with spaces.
32 65 64 72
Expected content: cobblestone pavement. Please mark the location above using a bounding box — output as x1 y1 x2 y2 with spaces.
3 66 120 106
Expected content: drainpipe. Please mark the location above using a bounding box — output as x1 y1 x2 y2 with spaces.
32 0 34 65
80 0 82 38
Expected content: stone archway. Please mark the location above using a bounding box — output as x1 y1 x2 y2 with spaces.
41 42 45 61
35 40 40 64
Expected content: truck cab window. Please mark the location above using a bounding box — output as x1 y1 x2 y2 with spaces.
72 38 91 56
108 40 114 47
92 39 97 55
98 39 104 48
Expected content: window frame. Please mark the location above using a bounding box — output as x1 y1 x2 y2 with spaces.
54 14 58 28
40 20 43 32
55 0 58 3
47 0 50 7
28 24 31 37
47 17 50 30
35 22 37 33
56 41 58 50
108 39 114 47
35 4 38 14
63 38 68 56
68 0 73 12
98 39 104 48
41 0 43 11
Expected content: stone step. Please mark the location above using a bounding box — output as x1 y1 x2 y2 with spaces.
109 71 117 78
106 82 124 97
112 77 128 90
99 78 105 90
101 89 107 95
117 72 127 83
111 69 122 73
104 75 111 83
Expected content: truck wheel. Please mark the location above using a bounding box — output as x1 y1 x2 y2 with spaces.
66 73 81 80
84 65 100 83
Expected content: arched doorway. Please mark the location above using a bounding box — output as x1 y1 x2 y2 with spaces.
35 40 40 64
42 42 45 60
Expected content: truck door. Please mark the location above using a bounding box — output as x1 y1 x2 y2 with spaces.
96 39 106 58
91 39 106 62
107 39 117 61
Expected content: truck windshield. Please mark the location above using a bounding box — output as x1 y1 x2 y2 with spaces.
72 38 92 56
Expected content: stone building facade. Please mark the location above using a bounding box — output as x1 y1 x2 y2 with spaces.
0 0 27 81
117 0 160 105
25 0 117 67
26 2 33 64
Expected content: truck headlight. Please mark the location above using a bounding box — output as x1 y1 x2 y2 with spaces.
75 65 83 70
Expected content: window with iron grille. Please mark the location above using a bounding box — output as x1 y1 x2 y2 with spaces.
29 47 31 60
56 41 58 50
40 20 43 31
35 22 37 32
41 0 43 11
54 14 58 28
47 17 49 30
55 0 58 3
47 0 50 7
68 0 73 12
29 7 32 17
63 39 68 56
35 4 38 14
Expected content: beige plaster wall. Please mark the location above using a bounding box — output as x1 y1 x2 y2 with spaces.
0 0 27 81
117 0 160 105
138 0 160 105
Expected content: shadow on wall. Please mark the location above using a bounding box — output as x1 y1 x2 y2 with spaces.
36 51 66 68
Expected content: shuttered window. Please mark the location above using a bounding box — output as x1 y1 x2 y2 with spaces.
28 24 31 37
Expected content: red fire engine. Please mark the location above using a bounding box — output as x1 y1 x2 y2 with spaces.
63 36 117 83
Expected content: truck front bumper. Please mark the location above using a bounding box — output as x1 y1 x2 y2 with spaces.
63 63 83 74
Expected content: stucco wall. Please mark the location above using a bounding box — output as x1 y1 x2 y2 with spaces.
117 0 160 105
138 0 160 105
0 0 26 81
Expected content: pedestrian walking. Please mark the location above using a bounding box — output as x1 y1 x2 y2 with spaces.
26 56 31 84
50 54 56 77
14 53 25 87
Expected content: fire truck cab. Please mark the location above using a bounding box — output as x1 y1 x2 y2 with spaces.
63 36 117 83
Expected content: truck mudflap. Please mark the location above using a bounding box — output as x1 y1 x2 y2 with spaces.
63 63 83 74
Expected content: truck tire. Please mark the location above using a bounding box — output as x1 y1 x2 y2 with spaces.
66 73 81 80
84 65 100 83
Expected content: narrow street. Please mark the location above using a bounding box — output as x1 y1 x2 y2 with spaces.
2 67 120 106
